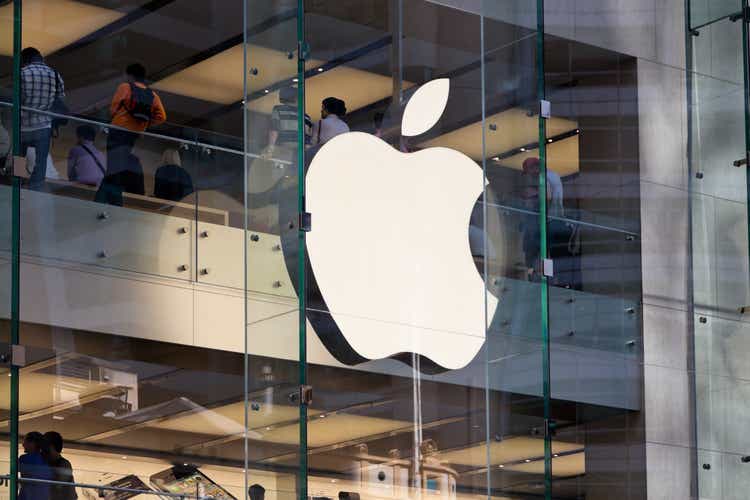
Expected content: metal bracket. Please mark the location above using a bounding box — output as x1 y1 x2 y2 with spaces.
542 258 554 278
299 212 312 232
298 41 310 62
300 385 313 406
539 100 551 119
11 344 26 367
729 6 750 22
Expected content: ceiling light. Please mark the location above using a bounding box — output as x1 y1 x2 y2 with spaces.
318 67 324 72
553 454 559 457
492 157 499 161
520 147 526 152
547 139 553 143
498 465 504 468
575 129 580 133
121 456 128 460
52 415 65 421
524 459 531 463
319 414 327 418
264 89 269 94
292 78 299 83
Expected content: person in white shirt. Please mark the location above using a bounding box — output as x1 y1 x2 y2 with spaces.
313 97 349 145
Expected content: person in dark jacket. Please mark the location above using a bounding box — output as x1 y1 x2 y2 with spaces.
43 432 77 500
153 148 193 202
19 431 53 500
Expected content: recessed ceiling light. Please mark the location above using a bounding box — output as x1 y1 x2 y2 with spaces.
498 465 504 468
121 456 128 460
292 78 299 83
264 89 269 94
547 139 553 143
524 459 531 463
492 157 499 161
520 147 526 152
318 67 324 72
52 415 65 421
319 414 326 418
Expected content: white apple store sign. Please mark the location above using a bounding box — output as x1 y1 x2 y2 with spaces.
306 79 498 370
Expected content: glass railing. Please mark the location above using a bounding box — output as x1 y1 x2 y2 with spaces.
1 106 296 303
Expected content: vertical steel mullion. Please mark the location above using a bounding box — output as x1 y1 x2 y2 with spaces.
743 2 750 299
9 0 22 499
535 1 552 499
297 1 308 499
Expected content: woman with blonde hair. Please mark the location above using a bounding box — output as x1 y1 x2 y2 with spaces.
154 147 193 201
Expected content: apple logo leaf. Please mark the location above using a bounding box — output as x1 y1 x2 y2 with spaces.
401 78 449 137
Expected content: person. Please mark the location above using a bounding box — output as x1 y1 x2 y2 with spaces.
521 157 563 217
247 87 310 232
18 431 53 500
248 484 265 500
67 125 105 187
519 157 567 280
43 432 77 500
0 118 10 172
372 111 385 138
312 97 349 145
96 63 166 205
153 148 193 201
20 47 65 189
268 86 313 152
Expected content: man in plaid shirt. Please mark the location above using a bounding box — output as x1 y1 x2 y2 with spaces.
20 47 64 189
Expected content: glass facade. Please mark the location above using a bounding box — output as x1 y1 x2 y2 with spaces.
0 1 747 500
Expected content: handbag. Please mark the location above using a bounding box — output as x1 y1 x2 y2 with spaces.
50 70 69 129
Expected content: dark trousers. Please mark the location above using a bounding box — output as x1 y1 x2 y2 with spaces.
21 128 52 189
96 128 138 206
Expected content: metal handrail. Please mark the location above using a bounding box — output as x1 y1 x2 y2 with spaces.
0 101 293 165
0 475 218 500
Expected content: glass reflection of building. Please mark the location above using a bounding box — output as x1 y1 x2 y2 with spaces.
0 1 745 499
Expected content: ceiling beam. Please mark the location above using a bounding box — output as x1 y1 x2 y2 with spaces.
50 0 180 59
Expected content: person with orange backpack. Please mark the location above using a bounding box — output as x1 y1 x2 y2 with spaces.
96 63 166 205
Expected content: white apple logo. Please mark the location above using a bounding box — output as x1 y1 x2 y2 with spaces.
306 78 498 370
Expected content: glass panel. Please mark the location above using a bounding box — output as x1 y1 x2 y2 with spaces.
690 0 743 29
544 9 645 499
244 1 303 500
10 1 269 498
690 9 750 500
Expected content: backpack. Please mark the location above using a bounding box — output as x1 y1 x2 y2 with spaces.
125 83 155 123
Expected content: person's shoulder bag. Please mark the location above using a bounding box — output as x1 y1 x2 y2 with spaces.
79 144 106 176
50 70 70 130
